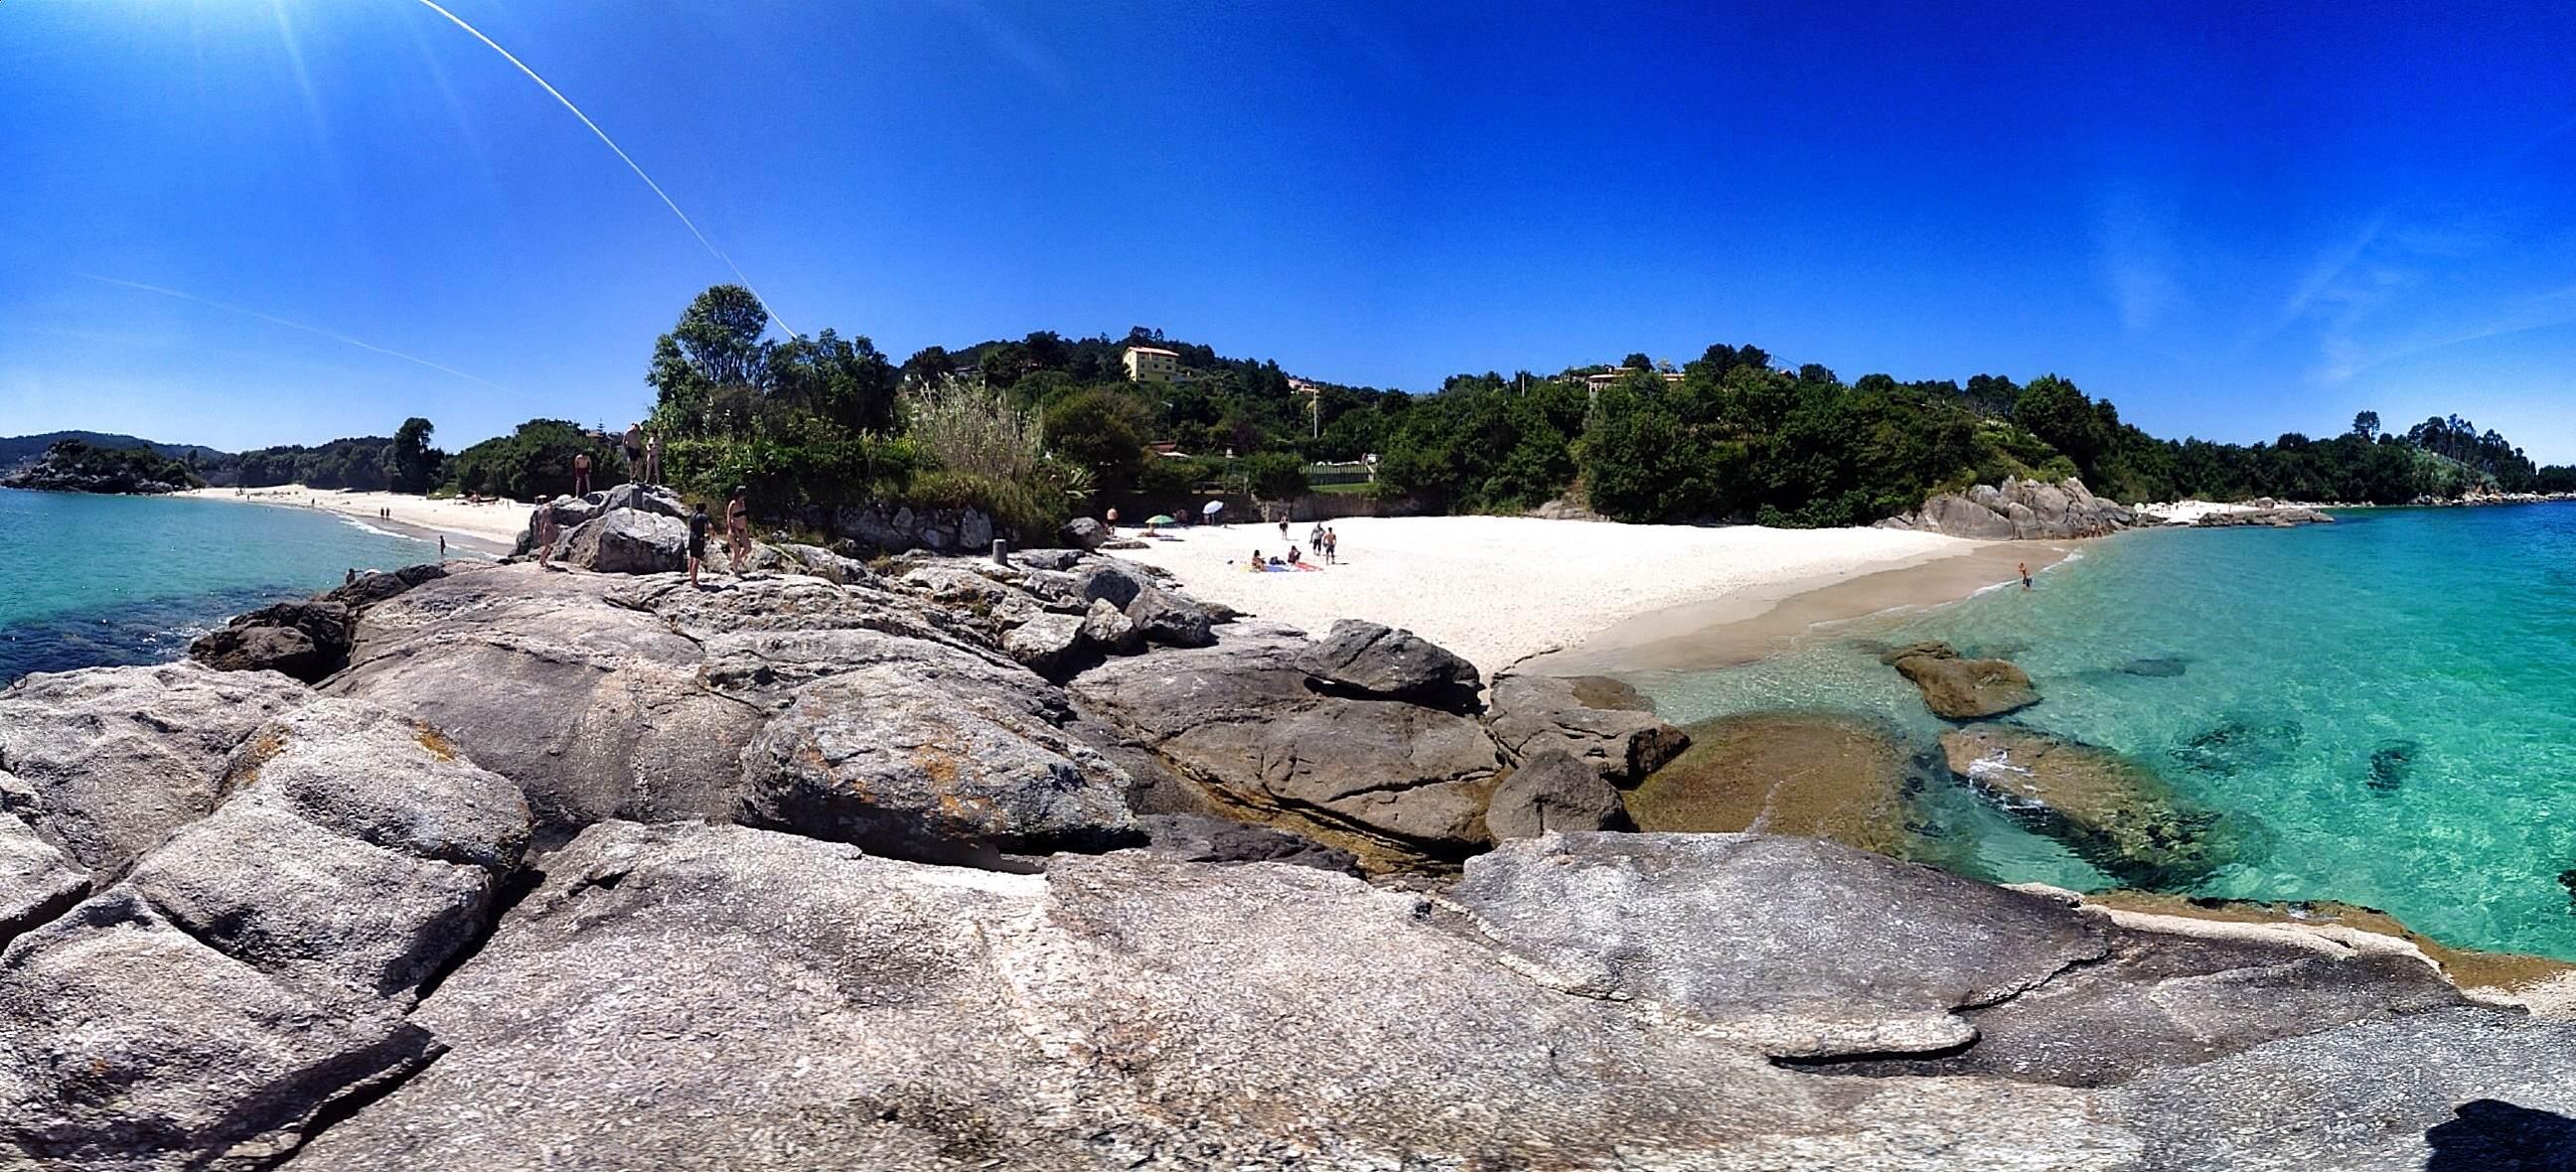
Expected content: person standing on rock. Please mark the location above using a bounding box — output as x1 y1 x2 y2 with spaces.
572 451 593 497
687 503 712 588
644 430 664 486
623 422 645 477
726 486 752 574
535 504 561 570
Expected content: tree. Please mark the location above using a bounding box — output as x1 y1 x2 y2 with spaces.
2351 410 2381 442
1620 353 1654 370
1044 389 1151 495
382 417 440 494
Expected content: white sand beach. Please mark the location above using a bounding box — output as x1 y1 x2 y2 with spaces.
174 486 527 550
1112 515 1993 673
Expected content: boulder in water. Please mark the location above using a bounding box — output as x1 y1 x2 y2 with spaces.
2120 657 2189 678
2367 739 2419 793
1886 642 2041 719
1628 710 1926 860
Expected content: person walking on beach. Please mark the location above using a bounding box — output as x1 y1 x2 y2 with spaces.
644 431 664 486
1278 518 1290 543
2018 561 2033 591
687 503 712 587
1324 526 1338 564
437 534 446 558
572 451 593 497
725 486 752 574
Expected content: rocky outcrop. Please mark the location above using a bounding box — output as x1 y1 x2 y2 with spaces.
270 825 2568 1171
323 566 761 845
558 508 689 574
188 599 354 683
1295 619 1480 711
1483 671 1689 785
2192 505 2335 527
1941 723 2256 887
1884 641 2041 718
1482 748 1629 838
831 502 995 554
1073 626 1502 862
1061 515 1109 548
0 661 313 880
0 695 528 1172
1878 477 2143 539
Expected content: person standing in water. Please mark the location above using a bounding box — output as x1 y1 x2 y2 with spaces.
725 486 752 574
2019 561 2033 591
687 503 712 587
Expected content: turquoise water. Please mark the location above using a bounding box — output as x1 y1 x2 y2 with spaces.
1630 504 2576 959
0 488 441 682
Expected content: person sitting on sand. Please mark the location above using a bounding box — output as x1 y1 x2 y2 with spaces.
687 503 712 587
1248 549 1265 571
725 486 752 573
1287 545 1302 565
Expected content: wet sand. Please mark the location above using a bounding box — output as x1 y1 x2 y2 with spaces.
1533 539 2076 675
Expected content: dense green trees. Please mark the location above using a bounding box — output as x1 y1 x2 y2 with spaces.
444 420 623 502
382 418 442 494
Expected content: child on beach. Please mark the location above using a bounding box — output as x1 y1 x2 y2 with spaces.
2019 562 2033 590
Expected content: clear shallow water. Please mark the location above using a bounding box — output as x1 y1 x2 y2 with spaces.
1629 504 2576 959
0 488 437 682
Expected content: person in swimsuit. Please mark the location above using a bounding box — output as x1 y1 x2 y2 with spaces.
644 431 664 485
725 486 752 573
687 503 712 587
2019 561 2033 591
572 451 592 496
534 504 560 569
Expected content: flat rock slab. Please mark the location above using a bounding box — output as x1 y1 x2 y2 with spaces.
287 822 2134 1171
1941 724 2255 888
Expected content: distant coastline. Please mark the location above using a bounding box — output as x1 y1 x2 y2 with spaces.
172 486 518 555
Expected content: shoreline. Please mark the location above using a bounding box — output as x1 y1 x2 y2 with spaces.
1529 538 2079 675
1108 514 1995 674
172 486 523 553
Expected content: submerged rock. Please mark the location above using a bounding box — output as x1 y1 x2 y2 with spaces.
2169 716 2306 778
1940 723 2252 888
1885 642 2041 719
1628 710 1925 859
2367 738 2420 793
2119 657 2189 678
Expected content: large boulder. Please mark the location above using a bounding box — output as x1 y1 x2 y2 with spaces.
1484 672 1689 785
325 566 760 846
593 481 687 520
738 668 1139 868
1122 583 1214 648
1885 641 2041 719
1941 723 2254 887
1073 629 1501 861
1061 515 1109 549
1891 477 2143 540
558 509 689 575
998 612 1089 679
187 598 354 682
1296 619 1481 711
319 563 450 611
1483 748 1629 839
0 662 312 880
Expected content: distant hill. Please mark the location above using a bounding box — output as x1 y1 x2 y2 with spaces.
0 432 228 469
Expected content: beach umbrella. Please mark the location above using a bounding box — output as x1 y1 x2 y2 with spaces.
1201 501 1224 515
1146 514 1176 525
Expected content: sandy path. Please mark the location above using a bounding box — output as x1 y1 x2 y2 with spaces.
1110 515 1990 673
173 487 527 550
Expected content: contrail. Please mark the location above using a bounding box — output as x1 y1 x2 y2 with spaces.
409 0 797 337
82 275 514 393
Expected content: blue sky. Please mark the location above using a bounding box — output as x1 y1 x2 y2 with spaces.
6 1 2576 460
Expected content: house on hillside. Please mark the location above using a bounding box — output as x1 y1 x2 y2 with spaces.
1124 346 1181 383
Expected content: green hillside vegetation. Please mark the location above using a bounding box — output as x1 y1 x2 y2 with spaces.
7 439 206 492
0 432 225 469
